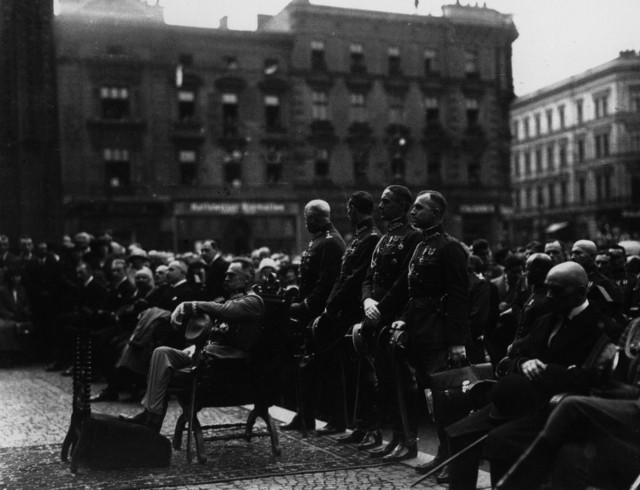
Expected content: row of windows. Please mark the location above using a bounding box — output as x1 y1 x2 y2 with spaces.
512 130 615 177
515 174 613 210
310 41 477 77
99 84 481 128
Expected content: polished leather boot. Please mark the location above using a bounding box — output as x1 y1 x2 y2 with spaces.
435 465 450 484
358 429 382 450
119 411 148 425
368 434 399 458
382 440 418 462
336 428 365 444
281 414 315 432
316 423 346 436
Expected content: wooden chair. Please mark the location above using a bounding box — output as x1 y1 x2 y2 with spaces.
170 288 292 463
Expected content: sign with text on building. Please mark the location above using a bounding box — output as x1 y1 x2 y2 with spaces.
459 204 496 214
175 201 299 216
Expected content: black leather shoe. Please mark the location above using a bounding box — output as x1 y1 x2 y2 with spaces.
415 455 445 475
90 389 118 403
146 412 164 432
435 465 450 484
336 429 365 445
358 429 382 450
119 411 148 425
368 438 399 458
316 423 346 436
382 441 418 462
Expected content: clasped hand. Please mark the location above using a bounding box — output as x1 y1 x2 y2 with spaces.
363 298 381 325
520 358 547 380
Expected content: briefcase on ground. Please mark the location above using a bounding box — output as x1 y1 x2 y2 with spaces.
72 413 171 470
426 362 495 425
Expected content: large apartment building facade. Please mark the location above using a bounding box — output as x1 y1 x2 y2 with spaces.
56 0 517 253
510 50 640 244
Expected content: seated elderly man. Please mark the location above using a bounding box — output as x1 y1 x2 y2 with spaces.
446 261 614 490
119 258 264 431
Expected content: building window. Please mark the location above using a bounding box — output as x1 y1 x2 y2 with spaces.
223 149 243 184
594 94 609 118
524 151 531 176
525 187 532 209
100 86 129 120
537 185 544 207
547 143 555 170
464 50 479 77
546 109 553 133
353 151 369 181
177 90 195 121
595 174 603 202
315 148 330 178
512 120 519 140
178 149 197 185
535 148 542 173
425 97 439 123
264 95 282 132
428 152 442 185
576 136 585 162
224 56 238 70
350 44 366 74
595 132 610 158
468 159 481 186
558 104 565 129
534 113 541 136
523 117 530 138
548 183 555 207
559 142 567 167
103 148 130 188
560 181 568 206
629 129 640 152
263 58 279 76
631 89 640 112
350 92 366 122
221 93 239 137
264 146 282 184
632 176 640 203
389 93 404 124
388 47 402 76
465 98 479 126
311 90 329 121
578 177 586 203
604 173 611 200
311 41 326 71
575 99 584 124
512 152 520 177
424 49 438 75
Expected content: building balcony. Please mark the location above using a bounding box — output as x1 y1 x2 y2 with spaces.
87 117 146 131
171 118 205 142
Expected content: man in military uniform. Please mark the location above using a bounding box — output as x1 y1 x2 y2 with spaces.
318 192 381 441
362 185 422 458
392 190 469 477
282 199 346 432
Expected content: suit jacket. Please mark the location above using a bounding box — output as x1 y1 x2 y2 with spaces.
158 281 197 313
0 285 30 322
105 278 137 313
204 255 230 301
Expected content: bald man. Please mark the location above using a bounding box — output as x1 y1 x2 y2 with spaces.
283 199 346 432
446 261 614 490
571 240 624 327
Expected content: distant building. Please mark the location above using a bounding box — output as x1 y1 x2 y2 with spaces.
56 0 517 253
510 50 640 244
0 0 63 244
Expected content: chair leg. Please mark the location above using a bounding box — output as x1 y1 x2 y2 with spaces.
258 405 281 457
192 415 207 464
173 412 186 451
245 407 259 442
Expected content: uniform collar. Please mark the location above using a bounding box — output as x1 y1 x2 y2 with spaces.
354 218 374 237
422 223 444 240
312 222 334 239
386 217 408 233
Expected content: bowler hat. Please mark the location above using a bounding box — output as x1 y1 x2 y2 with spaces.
184 313 213 344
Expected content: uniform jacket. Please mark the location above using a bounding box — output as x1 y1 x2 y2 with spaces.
362 219 421 323
298 222 346 317
400 223 469 349
325 218 380 321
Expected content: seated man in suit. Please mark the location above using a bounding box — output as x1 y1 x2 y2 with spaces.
119 258 265 432
447 261 613 490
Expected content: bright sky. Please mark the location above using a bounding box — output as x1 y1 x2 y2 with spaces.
158 0 640 96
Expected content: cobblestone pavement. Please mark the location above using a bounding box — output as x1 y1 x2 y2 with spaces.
0 365 490 489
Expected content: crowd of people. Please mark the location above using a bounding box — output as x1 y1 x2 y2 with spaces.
1 186 639 490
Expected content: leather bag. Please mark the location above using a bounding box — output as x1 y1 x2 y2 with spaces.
427 362 495 425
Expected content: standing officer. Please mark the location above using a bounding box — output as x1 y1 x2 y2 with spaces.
283 199 346 432
394 190 469 478
363 185 422 459
321 192 381 441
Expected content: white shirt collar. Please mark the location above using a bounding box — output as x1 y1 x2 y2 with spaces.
568 299 589 320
